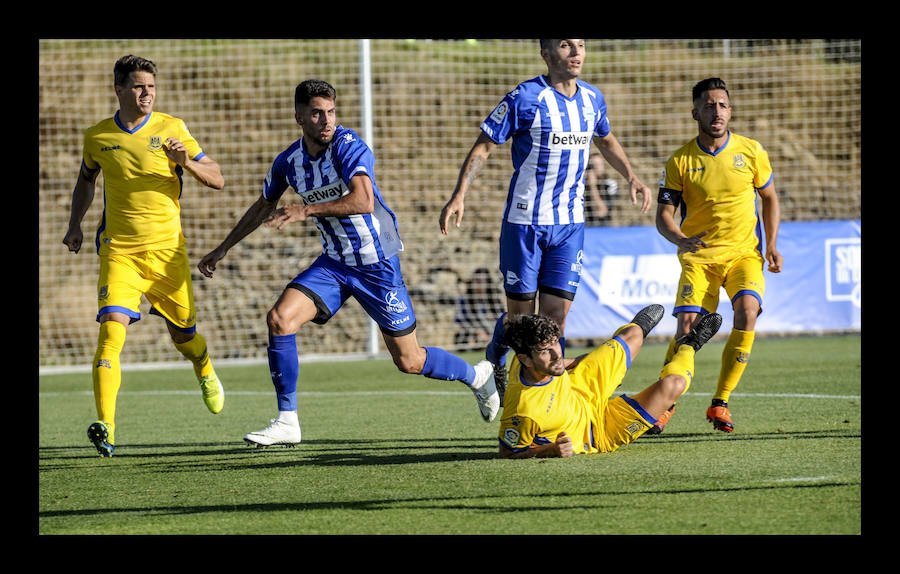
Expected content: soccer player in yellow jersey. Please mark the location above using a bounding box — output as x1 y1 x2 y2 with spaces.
62 55 226 457
498 306 722 458
652 77 783 434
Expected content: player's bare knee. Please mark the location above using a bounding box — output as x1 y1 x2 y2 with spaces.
660 374 687 400
267 307 295 336
392 353 423 375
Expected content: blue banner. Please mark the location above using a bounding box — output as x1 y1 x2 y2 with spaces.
566 220 861 339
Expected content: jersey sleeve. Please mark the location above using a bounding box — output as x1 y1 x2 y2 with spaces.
479 87 527 145
657 155 683 205
752 141 774 190
177 120 205 161
262 151 290 202
332 129 375 184
498 415 543 453
81 129 101 174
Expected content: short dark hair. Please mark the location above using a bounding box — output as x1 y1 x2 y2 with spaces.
504 314 562 356
114 55 157 86
295 79 337 109
692 77 729 103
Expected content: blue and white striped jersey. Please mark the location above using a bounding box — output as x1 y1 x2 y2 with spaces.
480 75 611 226
263 126 403 266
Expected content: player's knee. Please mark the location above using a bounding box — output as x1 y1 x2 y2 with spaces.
392 353 423 375
267 306 295 336
660 374 687 400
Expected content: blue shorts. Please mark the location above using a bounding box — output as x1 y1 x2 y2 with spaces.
288 254 417 337
499 221 584 301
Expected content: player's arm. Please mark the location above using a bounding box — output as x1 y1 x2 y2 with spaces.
655 197 707 253
498 432 574 459
264 173 375 231
757 182 783 272
62 163 99 254
198 193 277 278
593 133 651 213
439 132 498 234
163 137 225 190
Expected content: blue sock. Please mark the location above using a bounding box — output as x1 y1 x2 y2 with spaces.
485 312 508 366
267 334 299 411
421 346 477 385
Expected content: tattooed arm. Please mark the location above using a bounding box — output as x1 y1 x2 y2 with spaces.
439 132 498 235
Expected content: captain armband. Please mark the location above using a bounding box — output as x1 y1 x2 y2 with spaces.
657 187 682 206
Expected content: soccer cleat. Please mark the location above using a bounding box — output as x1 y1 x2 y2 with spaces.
87 421 115 457
631 304 665 338
676 312 723 351
706 400 735 433
198 372 225 414
471 360 500 422
493 362 508 406
243 418 302 448
645 404 676 435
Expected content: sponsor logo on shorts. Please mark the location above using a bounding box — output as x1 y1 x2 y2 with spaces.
681 284 694 298
384 290 408 314
625 421 646 437
505 270 520 286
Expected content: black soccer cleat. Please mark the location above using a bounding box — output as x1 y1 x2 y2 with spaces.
676 312 723 351
631 304 665 338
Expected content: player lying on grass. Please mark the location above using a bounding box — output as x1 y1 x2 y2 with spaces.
497 305 722 458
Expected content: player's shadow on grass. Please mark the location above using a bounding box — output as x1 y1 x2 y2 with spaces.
637 428 860 444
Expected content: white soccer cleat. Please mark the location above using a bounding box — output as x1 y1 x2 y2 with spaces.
470 360 500 422
243 417 302 448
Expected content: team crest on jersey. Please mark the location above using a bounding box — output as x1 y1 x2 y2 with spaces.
148 136 163 151
502 427 521 446
384 290 408 314
490 101 509 123
733 153 746 168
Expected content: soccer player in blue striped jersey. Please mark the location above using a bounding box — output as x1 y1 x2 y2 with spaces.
440 39 652 401
199 80 498 447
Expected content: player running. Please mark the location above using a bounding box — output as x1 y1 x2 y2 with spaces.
198 79 498 448
63 55 226 457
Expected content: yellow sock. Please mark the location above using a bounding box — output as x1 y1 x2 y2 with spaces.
92 320 126 442
663 336 678 364
659 344 696 395
174 332 214 379
715 329 755 402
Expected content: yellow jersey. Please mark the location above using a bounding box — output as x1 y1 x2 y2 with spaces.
82 111 205 255
659 131 773 264
498 336 651 455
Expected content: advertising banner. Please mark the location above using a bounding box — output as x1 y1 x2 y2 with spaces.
566 220 861 339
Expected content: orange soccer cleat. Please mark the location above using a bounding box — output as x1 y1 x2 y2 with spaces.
646 404 676 435
706 399 734 433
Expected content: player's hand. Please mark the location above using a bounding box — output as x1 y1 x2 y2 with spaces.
162 137 189 166
766 247 783 273
555 432 574 458
264 204 308 230
629 177 653 214
677 231 708 253
198 248 226 278
439 196 465 235
63 228 83 253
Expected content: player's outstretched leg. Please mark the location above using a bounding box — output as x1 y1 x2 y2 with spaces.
470 360 500 422
647 312 723 436
631 304 665 338
244 333 302 448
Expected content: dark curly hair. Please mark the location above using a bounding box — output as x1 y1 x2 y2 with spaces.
692 77 729 104
504 314 561 356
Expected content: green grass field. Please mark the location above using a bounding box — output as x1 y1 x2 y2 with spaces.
38 334 861 535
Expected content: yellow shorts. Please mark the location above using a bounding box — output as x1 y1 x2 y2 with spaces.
570 336 655 453
674 253 766 315
97 245 197 333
